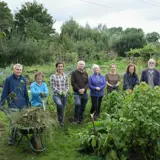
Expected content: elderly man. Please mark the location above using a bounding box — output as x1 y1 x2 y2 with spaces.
71 60 88 123
0 63 29 145
140 58 160 88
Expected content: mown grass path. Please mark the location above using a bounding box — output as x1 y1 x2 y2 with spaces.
0 111 102 160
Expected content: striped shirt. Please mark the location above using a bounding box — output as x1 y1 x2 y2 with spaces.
50 72 69 95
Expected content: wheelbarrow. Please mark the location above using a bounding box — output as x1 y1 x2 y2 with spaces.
0 97 47 152
0 107 46 152
16 127 46 153
16 99 47 153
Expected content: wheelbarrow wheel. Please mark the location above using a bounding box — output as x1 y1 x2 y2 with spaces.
30 133 44 153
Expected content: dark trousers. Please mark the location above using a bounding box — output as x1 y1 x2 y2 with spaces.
74 92 88 121
90 96 103 118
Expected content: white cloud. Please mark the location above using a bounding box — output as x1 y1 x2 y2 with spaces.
3 0 160 33
54 21 63 33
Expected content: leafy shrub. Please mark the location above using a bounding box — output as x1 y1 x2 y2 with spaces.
79 83 160 160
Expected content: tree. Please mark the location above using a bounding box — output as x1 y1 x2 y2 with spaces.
111 28 146 56
85 22 91 29
128 44 157 62
14 1 55 40
146 32 160 42
60 17 79 39
25 20 50 40
0 1 13 31
108 27 123 36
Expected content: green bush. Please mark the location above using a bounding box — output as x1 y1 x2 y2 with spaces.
79 83 160 160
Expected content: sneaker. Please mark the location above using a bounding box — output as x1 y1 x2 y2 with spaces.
73 120 80 124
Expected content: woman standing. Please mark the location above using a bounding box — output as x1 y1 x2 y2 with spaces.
105 64 120 93
89 64 106 120
30 72 49 108
123 64 139 90
50 62 69 126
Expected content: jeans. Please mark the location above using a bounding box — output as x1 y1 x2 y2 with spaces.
53 95 68 123
74 92 88 121
90 96 103 118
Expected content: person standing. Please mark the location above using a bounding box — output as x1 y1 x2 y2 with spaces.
141 58 160 88
105 64 120 93
30 72 49 108
123 64 139 90
71 60 88 123
89 64 106 120
50 62 69 126
0 63 29 145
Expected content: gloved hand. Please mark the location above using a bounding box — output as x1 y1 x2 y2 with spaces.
40 92 46 98
112 85 117 89
59 91 67 97
61 91 67 97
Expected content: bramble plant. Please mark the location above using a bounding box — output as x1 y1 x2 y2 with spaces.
79 83 160 160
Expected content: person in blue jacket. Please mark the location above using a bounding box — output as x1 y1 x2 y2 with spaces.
89 64 106 120
30 72 49 108
0 63 29 145
123 64 139 90
1 64 29 109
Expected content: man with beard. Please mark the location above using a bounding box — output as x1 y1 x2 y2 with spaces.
140 59 160 88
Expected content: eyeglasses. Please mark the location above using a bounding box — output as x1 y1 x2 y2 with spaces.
149 62 155 64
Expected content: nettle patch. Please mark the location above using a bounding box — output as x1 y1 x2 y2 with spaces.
79 83 160 160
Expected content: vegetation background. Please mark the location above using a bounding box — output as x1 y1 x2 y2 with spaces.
1 1 160 160
0 1 160 67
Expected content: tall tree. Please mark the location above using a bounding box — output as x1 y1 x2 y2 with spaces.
146 32 160 42
61 17 79 39
0 1 13 31
108 27 123 36
14 1 55 40
111 28 146 56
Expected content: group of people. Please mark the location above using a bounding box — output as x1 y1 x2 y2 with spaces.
0 58 160 145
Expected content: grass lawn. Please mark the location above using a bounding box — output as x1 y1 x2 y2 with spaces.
0 110 102 160
0 59 159 160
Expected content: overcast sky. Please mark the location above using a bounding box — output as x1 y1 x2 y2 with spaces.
3 0 160 33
